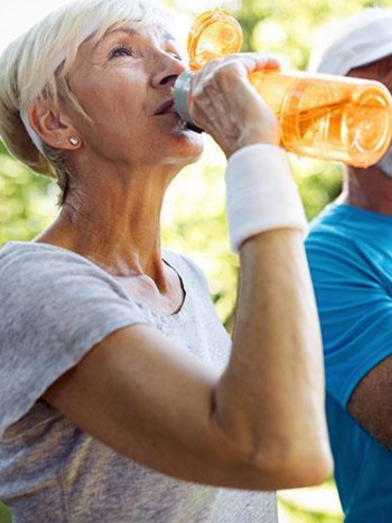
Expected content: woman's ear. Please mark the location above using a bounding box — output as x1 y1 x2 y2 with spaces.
27 99 82 151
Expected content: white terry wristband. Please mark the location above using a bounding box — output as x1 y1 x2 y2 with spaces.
225 144 308 253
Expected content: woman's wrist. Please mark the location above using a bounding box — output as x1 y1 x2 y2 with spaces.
225 144 308 252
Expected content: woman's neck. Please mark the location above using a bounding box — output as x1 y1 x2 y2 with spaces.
34 163 176 283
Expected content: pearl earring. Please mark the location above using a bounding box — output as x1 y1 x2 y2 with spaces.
69 136 80 146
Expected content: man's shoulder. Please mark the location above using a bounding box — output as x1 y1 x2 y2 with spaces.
308 203 352 235
306 204 356 257
305 205 379 286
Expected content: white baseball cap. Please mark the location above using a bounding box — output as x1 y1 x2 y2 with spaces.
309 8 392 75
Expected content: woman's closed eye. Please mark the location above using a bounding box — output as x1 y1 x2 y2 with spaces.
109 44 136 59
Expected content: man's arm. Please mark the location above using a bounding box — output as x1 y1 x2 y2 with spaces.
306 227 392 454
348 356 392 451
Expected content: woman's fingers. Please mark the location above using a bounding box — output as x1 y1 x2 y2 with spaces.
188 53 282 157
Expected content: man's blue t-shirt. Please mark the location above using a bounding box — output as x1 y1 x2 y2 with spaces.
306 203 392 523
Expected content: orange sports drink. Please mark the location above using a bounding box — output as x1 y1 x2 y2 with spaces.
173 8 392 167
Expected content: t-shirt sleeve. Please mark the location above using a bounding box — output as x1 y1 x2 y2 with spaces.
0 245 146 438
306 229 392 409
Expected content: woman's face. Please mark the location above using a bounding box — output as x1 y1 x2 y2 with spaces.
65 24 204 170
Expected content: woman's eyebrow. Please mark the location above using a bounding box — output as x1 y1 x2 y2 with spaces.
92 28 135 52
162 30 175 42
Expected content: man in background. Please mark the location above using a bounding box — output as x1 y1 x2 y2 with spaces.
306 8 392 522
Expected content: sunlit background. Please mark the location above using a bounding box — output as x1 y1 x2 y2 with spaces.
2 0 392 520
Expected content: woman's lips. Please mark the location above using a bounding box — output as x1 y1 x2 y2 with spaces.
154 100 175 115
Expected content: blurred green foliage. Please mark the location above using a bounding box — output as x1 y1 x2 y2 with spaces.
0 140 57 245
0 500 12 523
1 1 390 519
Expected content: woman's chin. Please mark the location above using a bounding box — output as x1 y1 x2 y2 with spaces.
159 134 204 168
171 124 205 156
152 114 205 163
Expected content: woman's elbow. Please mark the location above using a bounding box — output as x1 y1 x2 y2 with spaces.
250 437 334 490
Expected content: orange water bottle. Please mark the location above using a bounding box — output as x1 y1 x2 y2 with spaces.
173 8 392 167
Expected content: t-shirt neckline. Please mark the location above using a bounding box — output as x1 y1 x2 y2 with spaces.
334 203 392 224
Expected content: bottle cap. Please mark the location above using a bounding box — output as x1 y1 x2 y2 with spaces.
187 8 243 70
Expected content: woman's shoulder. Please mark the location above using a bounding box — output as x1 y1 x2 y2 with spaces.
1 240 94 266
0 241 70 282
0 241 130 300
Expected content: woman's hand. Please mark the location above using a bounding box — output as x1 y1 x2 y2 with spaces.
188 53 282 157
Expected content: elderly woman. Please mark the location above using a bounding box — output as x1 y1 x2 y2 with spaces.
0 0 332 522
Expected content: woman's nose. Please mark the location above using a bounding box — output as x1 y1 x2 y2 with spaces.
152 54 187 89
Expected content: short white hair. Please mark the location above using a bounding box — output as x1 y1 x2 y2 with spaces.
309 8 392 75
0 0 175 204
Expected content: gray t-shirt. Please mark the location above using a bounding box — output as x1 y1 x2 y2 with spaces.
0 241 277 523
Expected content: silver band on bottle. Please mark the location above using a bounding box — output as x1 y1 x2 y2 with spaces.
173 71 204 133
